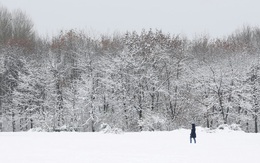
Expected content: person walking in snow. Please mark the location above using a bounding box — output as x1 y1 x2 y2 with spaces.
190 123 196 143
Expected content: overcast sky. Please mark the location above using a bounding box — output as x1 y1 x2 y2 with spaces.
1 0 260 38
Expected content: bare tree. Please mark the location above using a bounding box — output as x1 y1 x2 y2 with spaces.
0 5 12 44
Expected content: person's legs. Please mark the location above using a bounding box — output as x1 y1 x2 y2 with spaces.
190 137 192 143
193 138 196 144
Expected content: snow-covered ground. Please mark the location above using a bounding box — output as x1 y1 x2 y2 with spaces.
0 127 259 163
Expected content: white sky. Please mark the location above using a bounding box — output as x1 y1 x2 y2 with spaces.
1 0 260 38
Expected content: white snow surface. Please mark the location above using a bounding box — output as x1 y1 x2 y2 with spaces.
1 127 259 163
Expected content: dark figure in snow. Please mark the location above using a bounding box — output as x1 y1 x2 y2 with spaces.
190 124 196 143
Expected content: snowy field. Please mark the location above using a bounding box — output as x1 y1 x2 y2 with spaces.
1 127 259 163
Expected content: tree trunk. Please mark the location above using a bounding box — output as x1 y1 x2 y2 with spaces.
123 103 129 131
169 101 175 120
206 112 210 128
218 90 226 124
138 109 143 131
0 98 2 131
56 79 64 127
30 119 33 129
12 111 15 132
150 87 155 111
91 119 95 132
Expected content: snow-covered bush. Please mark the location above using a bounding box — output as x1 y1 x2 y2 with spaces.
138 114 166 131
100 123 123 134
28 127 46 132
229 124 242 131
217 124 242 131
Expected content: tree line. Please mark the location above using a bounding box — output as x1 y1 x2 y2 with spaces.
1 5 260 132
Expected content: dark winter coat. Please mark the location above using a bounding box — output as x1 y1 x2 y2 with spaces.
190 124 196 138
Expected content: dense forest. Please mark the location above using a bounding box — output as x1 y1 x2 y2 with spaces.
1 5 260 132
